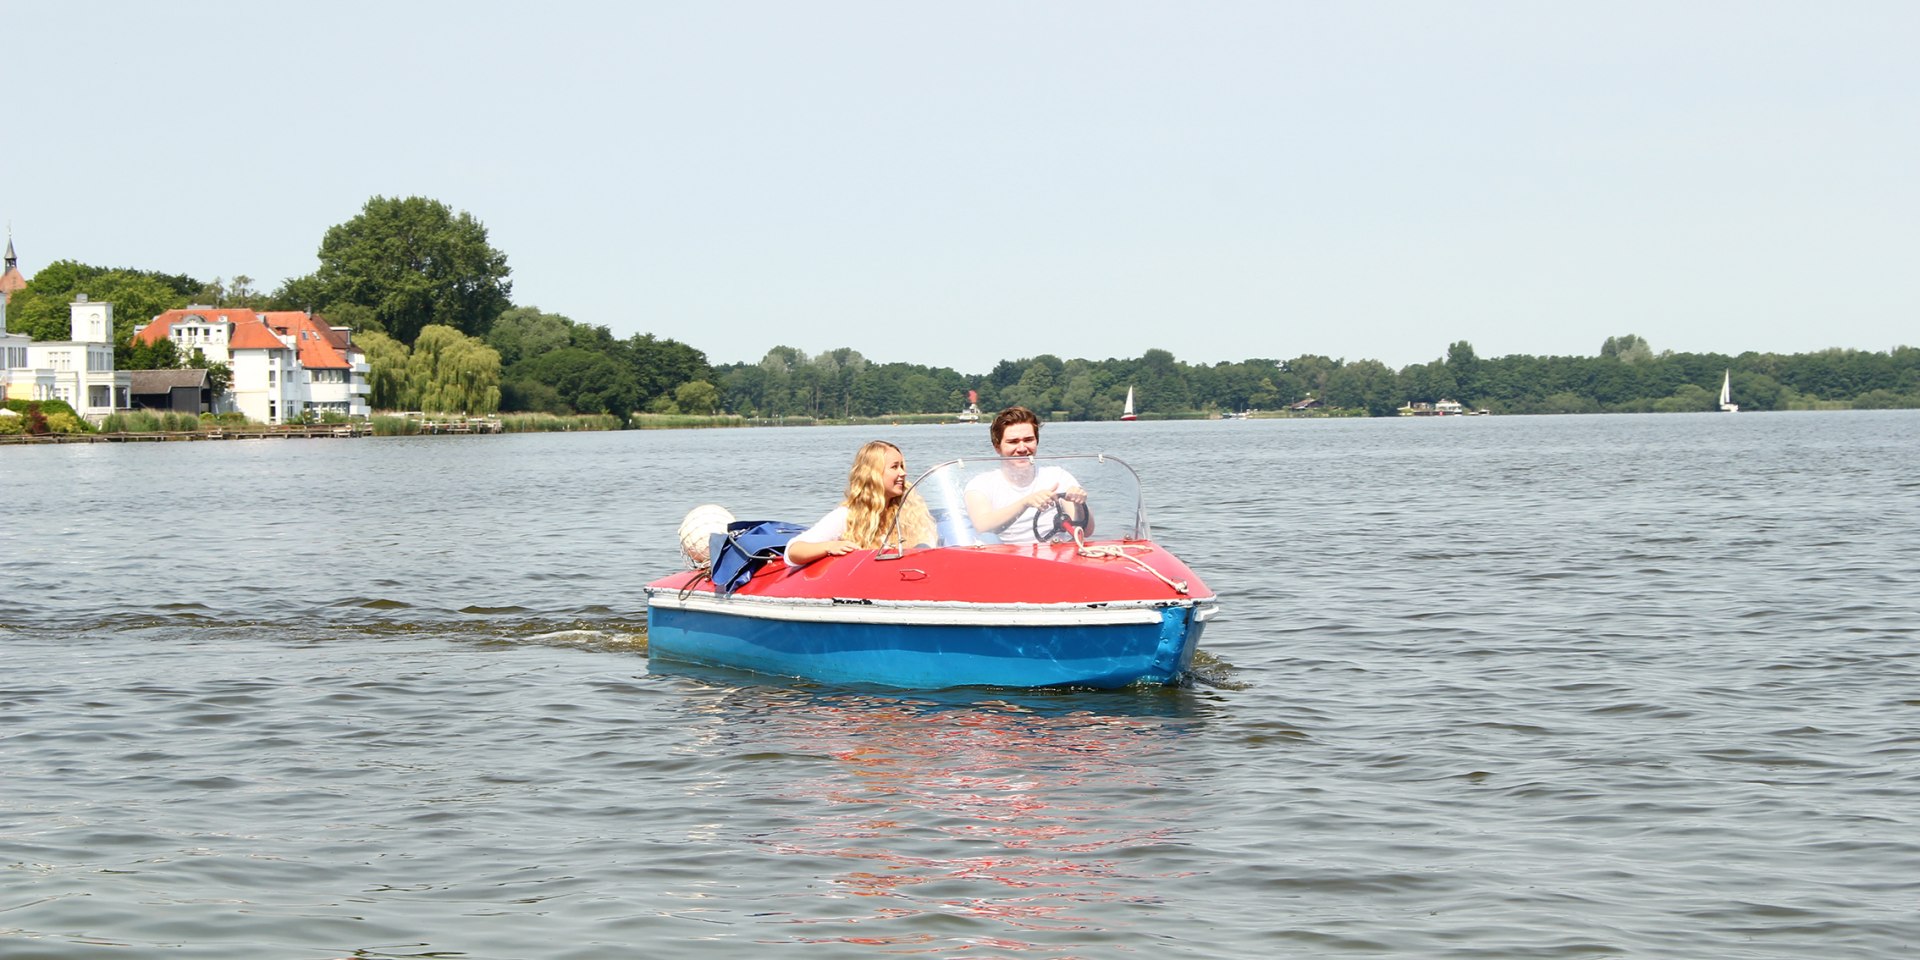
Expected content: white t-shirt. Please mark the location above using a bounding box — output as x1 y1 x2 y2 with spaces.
784 505 849 567
964 464 1080 545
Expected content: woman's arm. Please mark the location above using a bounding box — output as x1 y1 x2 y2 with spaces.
784 506 853 566
785 536 857 565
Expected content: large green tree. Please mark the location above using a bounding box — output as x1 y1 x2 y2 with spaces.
1600 333 1656 364
281 196 512 346
1001 357 1062 414
488 306 575 367
627 332 712 405
1130 348 1192 413
119 335 182 371
673 379 720 415
5 260 196 343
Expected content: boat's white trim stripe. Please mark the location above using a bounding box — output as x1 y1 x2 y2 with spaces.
646 590 1214 628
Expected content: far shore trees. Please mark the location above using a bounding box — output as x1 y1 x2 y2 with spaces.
704 338 1917 419
10 209 1914 423
487 306 710 420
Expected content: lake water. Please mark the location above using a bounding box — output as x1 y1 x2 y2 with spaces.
3 412 1917 959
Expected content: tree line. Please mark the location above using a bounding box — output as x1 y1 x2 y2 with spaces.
6 195 1915 421
715 339 1919 418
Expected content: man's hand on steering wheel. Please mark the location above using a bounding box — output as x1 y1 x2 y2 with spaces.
1034 493 1093 544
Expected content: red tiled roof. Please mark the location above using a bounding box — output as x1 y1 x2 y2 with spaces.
260 311 350 369
228 319 289 350
138 307 251 345
0 267 25 295
139 307 346 361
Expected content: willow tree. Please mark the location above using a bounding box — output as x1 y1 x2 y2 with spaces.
410 325 502 415
357 331 413 411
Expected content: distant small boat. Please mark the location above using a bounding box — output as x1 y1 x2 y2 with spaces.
957 388 981 423
1120 386 1138 421
1719 369 1739 413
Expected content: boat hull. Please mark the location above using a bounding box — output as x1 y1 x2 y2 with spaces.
644 539 1216 689
646 595 1210 689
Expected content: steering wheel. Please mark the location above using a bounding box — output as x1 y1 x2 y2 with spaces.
1034 495 1093 544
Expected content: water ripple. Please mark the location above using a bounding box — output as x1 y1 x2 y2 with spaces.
3 415 1919 957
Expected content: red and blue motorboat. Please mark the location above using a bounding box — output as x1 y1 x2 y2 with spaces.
644 455 1217 689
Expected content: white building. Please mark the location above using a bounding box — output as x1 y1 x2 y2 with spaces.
136 307 370 423
1 238 36 406
0 292 132 421
0 241 27 390
0 313 28 404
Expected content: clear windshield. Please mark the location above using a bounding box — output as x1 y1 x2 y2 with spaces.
882 454 1150 553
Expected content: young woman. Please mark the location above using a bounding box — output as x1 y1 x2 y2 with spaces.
785 440 935 565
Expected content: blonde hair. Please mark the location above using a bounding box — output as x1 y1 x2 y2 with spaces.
841 440 934 549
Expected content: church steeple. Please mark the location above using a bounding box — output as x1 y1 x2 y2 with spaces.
0 228 25 302
1 229 20 331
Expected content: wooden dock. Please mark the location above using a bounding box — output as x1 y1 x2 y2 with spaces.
1 419 514 445
2 424 364 444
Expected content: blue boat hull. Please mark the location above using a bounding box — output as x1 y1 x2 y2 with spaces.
645 600 1210 689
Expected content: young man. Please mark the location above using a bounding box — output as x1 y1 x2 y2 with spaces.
963 406 1086 544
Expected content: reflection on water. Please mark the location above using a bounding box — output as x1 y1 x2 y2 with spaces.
672 680 1210 952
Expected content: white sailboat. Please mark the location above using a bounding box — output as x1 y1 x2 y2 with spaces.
1120 386 1138 421
1719 369 1738 413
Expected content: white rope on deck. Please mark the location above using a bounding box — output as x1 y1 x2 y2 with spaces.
1071 528 1189 595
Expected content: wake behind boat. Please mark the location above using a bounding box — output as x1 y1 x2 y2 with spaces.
644 455 1216 689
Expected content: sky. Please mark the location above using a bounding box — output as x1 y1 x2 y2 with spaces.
5 1 1915 374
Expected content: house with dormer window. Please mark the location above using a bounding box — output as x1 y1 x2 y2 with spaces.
135 307 370 424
